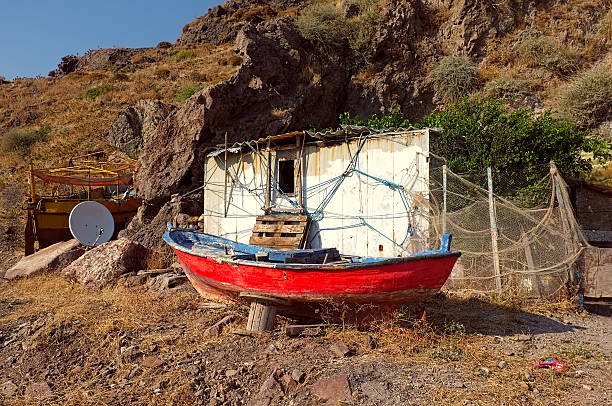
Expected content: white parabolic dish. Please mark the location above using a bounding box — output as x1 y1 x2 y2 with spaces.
69 201 115 247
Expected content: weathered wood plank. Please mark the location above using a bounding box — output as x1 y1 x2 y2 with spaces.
252 224 307 233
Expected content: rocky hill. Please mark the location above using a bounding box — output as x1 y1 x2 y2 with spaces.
1 0 611 261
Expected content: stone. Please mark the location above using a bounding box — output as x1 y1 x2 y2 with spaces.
312 375 351 404
279 374 298 393
24 381 52 399
204 315 238 338
575 370 585 377
0 380 17 397
142 356 164 368
291 369 305 383
330 341 352 357
5 239 83 280
516 334 532 341
147 272 188 292
363 335 377 350
582 384 594 391
125 274 148 287
120 345 142 363
62 238 151 289
498 360 508 368
105 100 174 156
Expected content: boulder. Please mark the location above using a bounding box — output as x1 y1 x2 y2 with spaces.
311 375 352 404
105 100 174 156
5 240 83 280
62 238 150 289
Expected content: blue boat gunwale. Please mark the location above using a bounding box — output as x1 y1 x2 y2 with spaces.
163 228 461 271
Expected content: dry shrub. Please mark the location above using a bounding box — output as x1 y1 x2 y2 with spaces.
515 33 577 75
1 126 50 156
484 75 527 100
156 41 172 49
557 64 612 127
277 7 298 19
296 2 347 50
597 9 612 41
430 55 479 102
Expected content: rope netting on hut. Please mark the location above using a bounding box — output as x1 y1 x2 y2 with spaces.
425 158 587 297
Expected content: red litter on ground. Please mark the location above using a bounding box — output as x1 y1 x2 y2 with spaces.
534 358 566 371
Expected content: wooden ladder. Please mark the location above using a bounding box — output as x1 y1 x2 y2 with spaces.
249 215 311 250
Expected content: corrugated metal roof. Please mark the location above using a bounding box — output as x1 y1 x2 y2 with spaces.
206 126 431 157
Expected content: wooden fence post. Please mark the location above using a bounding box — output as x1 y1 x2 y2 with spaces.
442 164 447 234
487 167 502 292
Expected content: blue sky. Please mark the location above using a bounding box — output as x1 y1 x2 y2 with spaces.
0 0 222 79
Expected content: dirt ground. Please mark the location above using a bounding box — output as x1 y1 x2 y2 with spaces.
0 269 610 406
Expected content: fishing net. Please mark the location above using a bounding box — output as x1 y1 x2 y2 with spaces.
424 156 588 298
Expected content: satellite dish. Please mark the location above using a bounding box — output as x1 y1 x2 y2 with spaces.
69 201 115 247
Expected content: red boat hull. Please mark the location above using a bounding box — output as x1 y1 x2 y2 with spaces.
171 247 459 322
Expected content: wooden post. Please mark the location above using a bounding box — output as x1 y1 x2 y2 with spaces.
295 133 303 210
240 293 289 333
223 132 228 218
28 163 36 203
442 164 447 234
487 167 502 292
265 139 271 214
202 158 207 226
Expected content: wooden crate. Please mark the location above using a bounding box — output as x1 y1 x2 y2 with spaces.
249 215 311 250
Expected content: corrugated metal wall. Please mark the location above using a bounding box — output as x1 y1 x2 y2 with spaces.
202 130 430 257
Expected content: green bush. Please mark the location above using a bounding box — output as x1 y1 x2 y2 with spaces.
170 49 195 61
84 84 116 100
557 65 612 127
419 97 611 196
174 85 204 102
339 107 411 129
430 56 478 102
515 34 577 75
1 126 51 156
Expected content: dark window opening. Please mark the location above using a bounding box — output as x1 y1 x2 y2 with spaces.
278 160 295 195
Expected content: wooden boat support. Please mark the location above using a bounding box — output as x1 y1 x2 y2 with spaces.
240 292 290 332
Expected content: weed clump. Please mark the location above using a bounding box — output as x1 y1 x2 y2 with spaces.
515 33 577 75
484 75 527 100
175 85 204 102
1 126 51 156
83 84 116 100
296 0 382 64
557 65 612 127
170 49 195 61
597 9 612 42
430 55 478 102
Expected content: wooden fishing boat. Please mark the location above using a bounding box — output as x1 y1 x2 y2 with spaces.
24 152 142 254
163 226 461 322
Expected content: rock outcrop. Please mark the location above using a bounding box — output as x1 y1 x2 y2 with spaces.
62 238 150 289
176 0 305 46
105 100 174 156
136 17 348 206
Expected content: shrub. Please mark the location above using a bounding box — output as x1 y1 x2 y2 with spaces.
515 34 577 75
296 0 382 64
597 9 612 42
156 41 172 49
557 65 612 127
484 75 527 100
83 84 115 100
1 126 51 156
430 56 478 102
153 67 171 78
174 85 204 102
339 106 412 129
277 7 298 19
296 3 347 51
419 97 611 196
170 49 195 61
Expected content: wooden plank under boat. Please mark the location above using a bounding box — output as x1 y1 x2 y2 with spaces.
163 227 461 322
